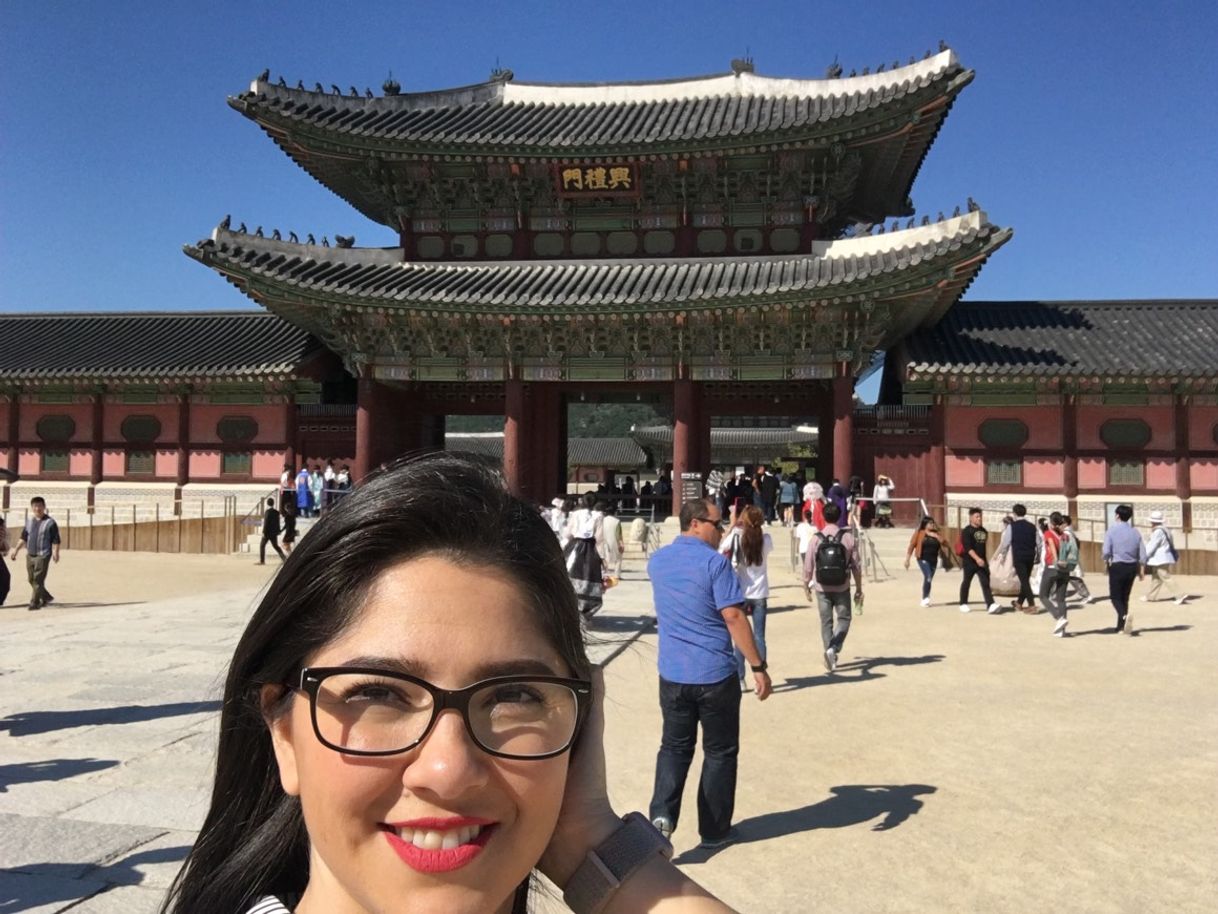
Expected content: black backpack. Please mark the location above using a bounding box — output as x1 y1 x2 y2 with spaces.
814 530 849 586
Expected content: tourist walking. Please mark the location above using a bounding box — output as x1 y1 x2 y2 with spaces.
647 496 770 848
904 516 946 606
258 497 285 564
803 501 863 673
599 502 624 579
564 493 604 617
280 499 298 555
1041 512 1079 637
1142 510 1185 604
295 466 311 518
0 516 11 606
958 507 1002 614
1101 504 1146 634
719 506 773 689
1061 514 1094 603
826 478 849 522
872 474 895 528
10 496 60 610
308 465 324 516
779 474 799 526
795 508 816 596
995 504 1044 612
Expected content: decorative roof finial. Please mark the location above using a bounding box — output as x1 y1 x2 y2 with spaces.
349 85 359 97
383 71 401 96
296 79 305 90
256 68 270 82
825 57 842 79
330 84 342 95
952 205 961 217
254 226 264 237
490 57 514 82
289 231 299 243
365 87 374 98
219 214 231 230
271 228 282 240
730 56 755 75
313 82 325 93
277 76 287 88
335 234 355 248
967 196 980 213
306 233 316 244
238 221 247 234
939 39 948 52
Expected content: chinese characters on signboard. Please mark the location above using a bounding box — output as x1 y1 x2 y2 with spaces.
556 163 638 198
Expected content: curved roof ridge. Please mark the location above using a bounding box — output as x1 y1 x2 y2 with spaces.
241 49 958 111
504 51 958 105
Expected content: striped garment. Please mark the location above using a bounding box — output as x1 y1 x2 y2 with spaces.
243 898 292 914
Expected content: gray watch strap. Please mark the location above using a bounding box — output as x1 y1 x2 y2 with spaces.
562 812 674 914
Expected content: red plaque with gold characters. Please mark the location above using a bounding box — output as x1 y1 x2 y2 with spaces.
555 163 639 198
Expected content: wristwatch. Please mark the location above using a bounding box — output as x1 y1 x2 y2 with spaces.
750 660 768 673
563 812 674 914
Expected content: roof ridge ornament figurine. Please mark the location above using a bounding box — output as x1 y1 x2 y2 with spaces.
383 72 401 96
219 214 231 230
968 196 980 213
825 57 842 79
335 235 355 248
256 68 269 82
289 231 299 243
730 56 754 75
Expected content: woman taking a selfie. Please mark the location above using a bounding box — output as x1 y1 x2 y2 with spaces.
162 454 739 914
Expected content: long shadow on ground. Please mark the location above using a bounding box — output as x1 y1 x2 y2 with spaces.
1068 624 1192 638
772 655 945 693
0 844 191 913
0 758 118 792
674 784 938 864
0 701 221 737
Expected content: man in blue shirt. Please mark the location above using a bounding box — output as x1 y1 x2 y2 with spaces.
1101 504 1147 634
647 496 771 849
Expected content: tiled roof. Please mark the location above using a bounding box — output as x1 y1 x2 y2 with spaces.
0 311 318 383
185 212 1009 319
630 426 818 447
233 51 967 155
902 300 1218 378
444 434 648 467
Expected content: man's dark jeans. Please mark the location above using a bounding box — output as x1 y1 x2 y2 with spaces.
1108 561 1138 630
649 674 741 842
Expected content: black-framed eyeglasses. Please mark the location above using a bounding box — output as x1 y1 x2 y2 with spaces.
292 667 592 760
693 515 725 531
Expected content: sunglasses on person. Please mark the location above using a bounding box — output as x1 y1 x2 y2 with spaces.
693 515 725 531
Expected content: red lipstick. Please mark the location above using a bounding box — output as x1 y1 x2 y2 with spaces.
382 817 497 874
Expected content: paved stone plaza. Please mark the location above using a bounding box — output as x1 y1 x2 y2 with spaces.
2 536 1215 913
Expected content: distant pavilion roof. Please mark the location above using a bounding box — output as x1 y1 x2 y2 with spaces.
0 311 318 385
445 434 648 467
232 50 971 227
186 211 1009 333
900 300 1218 380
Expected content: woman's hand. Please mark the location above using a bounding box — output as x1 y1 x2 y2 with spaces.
538 665 621 890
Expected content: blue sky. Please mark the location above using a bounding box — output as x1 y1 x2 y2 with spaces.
2 0 1216 320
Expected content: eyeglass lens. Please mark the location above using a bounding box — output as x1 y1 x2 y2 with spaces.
310 672 580 758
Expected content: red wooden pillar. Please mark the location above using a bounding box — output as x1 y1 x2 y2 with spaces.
816 381 834 484
672 378 695 517
90 393 104 486
175 393 191 487
503 379 526 497
8 392 22 477
831 368 854 485
283 397 297 470
928 398 946 515
1176 395 1192 531
354 377 383 484
1062 396 1079 520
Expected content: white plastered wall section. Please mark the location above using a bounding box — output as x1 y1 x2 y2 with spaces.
179 483 283 520
5 481 90 525
946 492 1217 552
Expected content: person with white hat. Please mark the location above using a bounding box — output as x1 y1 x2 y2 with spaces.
1142 510 1186 604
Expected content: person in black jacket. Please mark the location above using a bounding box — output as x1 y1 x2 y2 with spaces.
958 507 1001 614
258 497 285 565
